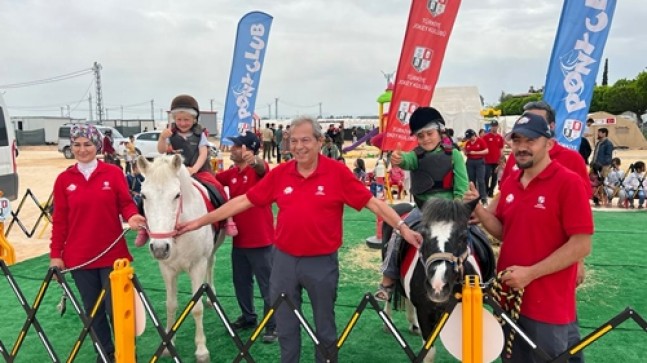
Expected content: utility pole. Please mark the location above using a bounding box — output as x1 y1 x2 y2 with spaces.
88 94 93 121
66 105 71 118
210 99 214 112
121 106 124 120
93 62 104 124
275 98 279 120
267 103 272 119
60 107 64 117
319 102 322 119
150 99 154 122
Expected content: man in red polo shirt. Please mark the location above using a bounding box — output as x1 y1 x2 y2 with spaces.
215 131 277 343
463 128 489 205
483 120 505 197
467 112 593 362
178 116 422 363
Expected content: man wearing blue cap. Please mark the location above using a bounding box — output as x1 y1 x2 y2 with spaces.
466 112 593 362
215 131 278 342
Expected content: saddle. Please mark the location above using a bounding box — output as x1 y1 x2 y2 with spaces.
193 177 226 209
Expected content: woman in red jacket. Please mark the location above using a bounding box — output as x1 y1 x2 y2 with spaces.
49 124 145 362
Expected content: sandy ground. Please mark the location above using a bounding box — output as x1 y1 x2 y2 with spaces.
6 144 647 263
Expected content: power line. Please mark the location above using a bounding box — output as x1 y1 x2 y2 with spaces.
0 68 93 89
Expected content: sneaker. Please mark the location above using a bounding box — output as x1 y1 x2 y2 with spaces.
135 229 149 247
225 219 238 237
230 316 256 331
262 328 278 343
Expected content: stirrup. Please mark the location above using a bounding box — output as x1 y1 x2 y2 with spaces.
374 283 394 302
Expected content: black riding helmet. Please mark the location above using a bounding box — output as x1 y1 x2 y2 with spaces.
409 107 446 135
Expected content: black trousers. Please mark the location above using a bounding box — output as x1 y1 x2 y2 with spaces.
71 268 115 356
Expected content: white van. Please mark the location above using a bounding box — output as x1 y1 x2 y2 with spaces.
0 94 19 200
58 124 127 159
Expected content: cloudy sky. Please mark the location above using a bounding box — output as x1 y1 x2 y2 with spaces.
1 0 645 120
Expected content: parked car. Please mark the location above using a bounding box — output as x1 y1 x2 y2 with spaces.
57 124 127 159
130 131 163 159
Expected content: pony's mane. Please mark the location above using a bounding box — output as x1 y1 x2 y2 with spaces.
420 198 470 226
144 155 189 182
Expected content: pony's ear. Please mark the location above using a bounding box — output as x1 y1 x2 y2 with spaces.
136 156 150 175
171 154 183 171
465 198 480 213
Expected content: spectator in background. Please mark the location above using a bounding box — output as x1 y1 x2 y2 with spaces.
482 120 505 197
334 122 344 153
275 124 284 163
124 135 137 174
604 157 624 207
389 165 405 199
463 128 489 205
620 161 646 209
261 123 274 164
280 125 292 162
270 123 277 158
592 127 614 178
353 158 367 183
321 136 340 159
126 161 145 205
478 128 486 138
102 129 117 165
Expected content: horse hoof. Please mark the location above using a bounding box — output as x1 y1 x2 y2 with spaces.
196 351 210 363
409 325 421 336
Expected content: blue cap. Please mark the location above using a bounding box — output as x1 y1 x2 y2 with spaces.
227 131 260 153
506 112 552 141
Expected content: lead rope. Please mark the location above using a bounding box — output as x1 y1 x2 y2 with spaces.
489 270 524 359
55 228 130 316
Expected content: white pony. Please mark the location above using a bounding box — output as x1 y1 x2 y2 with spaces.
137 154 225 363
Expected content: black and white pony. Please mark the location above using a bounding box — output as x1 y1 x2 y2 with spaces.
382 198 495 362
137 155 226 363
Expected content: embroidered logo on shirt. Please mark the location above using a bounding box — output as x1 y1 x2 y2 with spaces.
534 195 546 209
102 181 111 190
283 186 293 195
315 186 325 196
232 177 238 184
67 184 77 192
243 175 248 184
505 193 514 204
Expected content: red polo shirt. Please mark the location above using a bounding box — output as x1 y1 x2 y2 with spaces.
500 142 589 193
495 161 593 324
483 132 504 164
246 155 373 256
464 137 488 160
216 161 274 248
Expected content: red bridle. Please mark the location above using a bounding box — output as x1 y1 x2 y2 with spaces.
145 194 183 239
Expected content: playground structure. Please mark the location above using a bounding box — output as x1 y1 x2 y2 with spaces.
1 257 645 362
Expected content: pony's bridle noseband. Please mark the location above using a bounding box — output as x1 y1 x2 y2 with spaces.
145 193 183 239
421 247 470 276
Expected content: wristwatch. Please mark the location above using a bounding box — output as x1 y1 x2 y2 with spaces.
395 220 407 234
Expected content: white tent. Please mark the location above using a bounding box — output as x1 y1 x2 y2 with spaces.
431 86 484 137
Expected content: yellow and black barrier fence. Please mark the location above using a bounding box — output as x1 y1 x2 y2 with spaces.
3 258 647 363
5 189 53 238
0 259 114 362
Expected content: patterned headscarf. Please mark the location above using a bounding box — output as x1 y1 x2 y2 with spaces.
70 124 102 153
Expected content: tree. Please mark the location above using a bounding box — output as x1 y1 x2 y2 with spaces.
602 58 609 86
589 85 609 113
604 83 642 117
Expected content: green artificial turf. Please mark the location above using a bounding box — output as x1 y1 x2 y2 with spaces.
1 209 646 362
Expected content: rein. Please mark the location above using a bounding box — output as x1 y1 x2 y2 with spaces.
489 270 524 359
